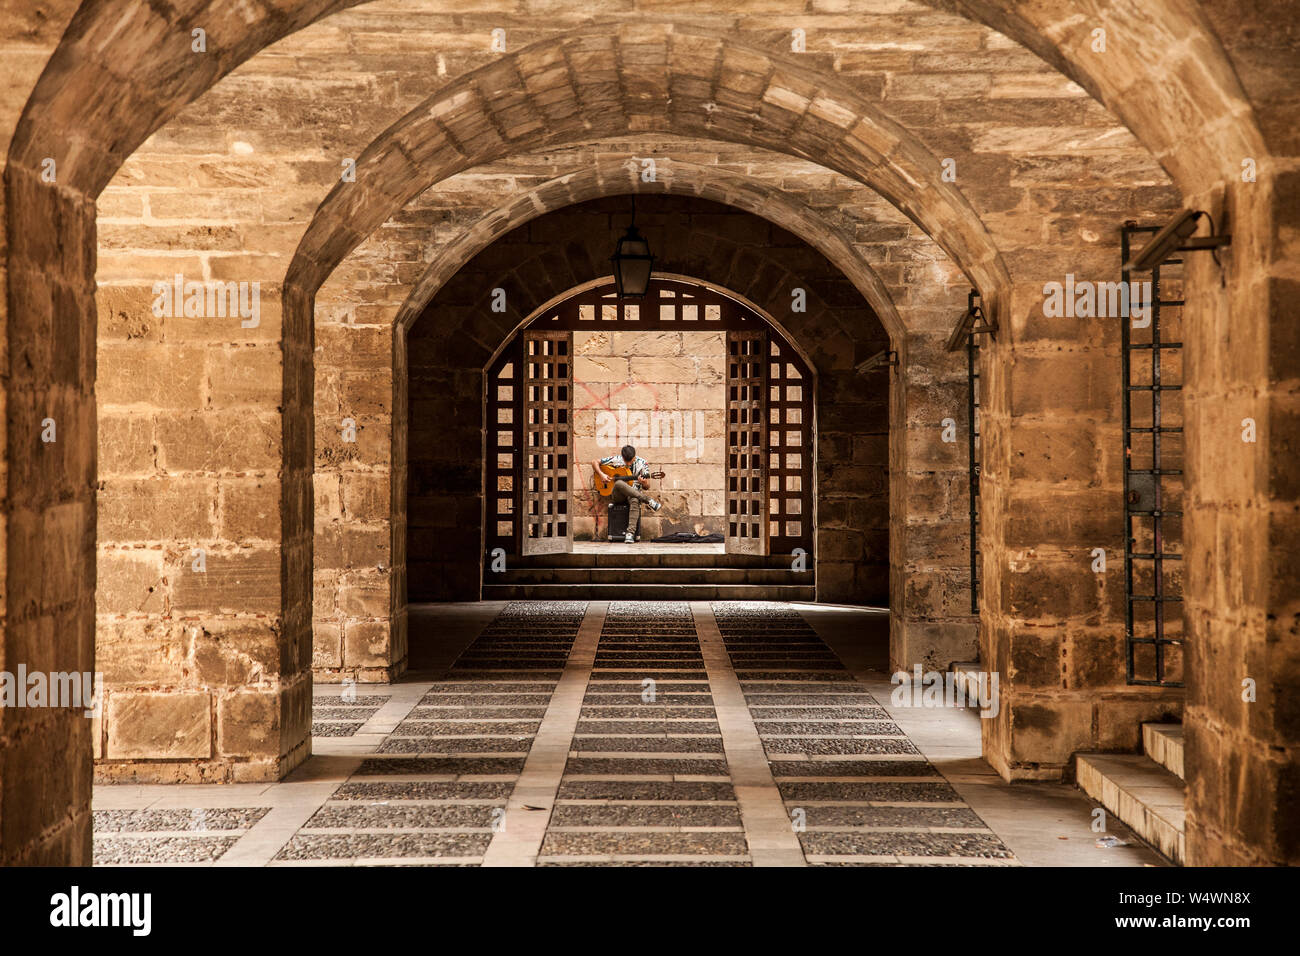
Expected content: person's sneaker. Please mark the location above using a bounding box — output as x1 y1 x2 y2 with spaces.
647 498 662 512
624 530 635 544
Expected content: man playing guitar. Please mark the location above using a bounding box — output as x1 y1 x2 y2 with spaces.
592 444 663 543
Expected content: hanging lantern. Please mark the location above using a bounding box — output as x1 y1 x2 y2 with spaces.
610 215 655 298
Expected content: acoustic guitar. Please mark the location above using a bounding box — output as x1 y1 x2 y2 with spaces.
593 463 667 497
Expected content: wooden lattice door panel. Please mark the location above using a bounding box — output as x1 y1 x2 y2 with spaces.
522 330 573 554
726 329 768 555
767 336 813 555
487 339 522 556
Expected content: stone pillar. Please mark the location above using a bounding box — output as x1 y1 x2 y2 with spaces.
890 330 979 671
979 268 1183 781
1 169 97 863
816 361 890 606
1183 171 1300 865
92 267 311 782
313 315 404 682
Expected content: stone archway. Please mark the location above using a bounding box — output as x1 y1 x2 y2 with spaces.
2 0 1293 866
312 152 976 688
482 275 818 565
398 196 895 614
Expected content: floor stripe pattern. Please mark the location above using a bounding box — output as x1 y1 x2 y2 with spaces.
92 600 1018 866
272 601 587 865
537 601 750 866
93 808 272 865
310 695 391 737
712 602 1017 866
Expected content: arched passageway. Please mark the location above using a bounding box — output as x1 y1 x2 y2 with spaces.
0 0 1294 870
398 197 904 618
481 276 818 561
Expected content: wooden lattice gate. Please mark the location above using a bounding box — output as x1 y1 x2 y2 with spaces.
521 329 573 555
726 329 768 555
765 333 814 556
484 278 814 563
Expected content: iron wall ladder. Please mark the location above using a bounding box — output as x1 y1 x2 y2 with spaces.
1121 223 1185 687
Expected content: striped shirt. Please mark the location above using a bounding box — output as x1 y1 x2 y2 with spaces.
599 454 649 481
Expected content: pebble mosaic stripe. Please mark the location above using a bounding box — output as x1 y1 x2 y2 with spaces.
311 694 391 737
539 601 750 866
711 603 1017 867
93 808 272 865
276 601 586 864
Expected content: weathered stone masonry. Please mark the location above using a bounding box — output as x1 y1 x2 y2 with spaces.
0 0 1294 867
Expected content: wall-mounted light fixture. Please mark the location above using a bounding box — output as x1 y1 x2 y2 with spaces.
945 289 998 352
1123 209 1230 272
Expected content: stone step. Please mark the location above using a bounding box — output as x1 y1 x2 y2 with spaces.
1076 752 1185 865
1142 722 1184 780
506 552 802 569
482 583 817 601
490 567 812 586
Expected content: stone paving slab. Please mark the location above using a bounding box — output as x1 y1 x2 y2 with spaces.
798 806 986 827
768 759 935 777
354 756 527 775
580 693 715 705
747 706 891 719
588 674 710 683
314 707 385 720
378 737 534 753
393 720 542 734
310 696 392 707
742 691 881 700
94 808 271 832
412 695 554 706
572 736 725 753
312 722 368 737
565 757 730 775
763 737 920 755
575 720 721 734
537 859 752 867
754 721 902 734
556 780 738 801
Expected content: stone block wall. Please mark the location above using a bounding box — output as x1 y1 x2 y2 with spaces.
571 330 726 541
91 273 312 781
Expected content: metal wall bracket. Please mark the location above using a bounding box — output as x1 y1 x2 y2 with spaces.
856 349 898 374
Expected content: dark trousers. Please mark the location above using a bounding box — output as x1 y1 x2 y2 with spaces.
611 479 652 530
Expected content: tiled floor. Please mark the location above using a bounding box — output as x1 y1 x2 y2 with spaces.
92 601 1165 867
